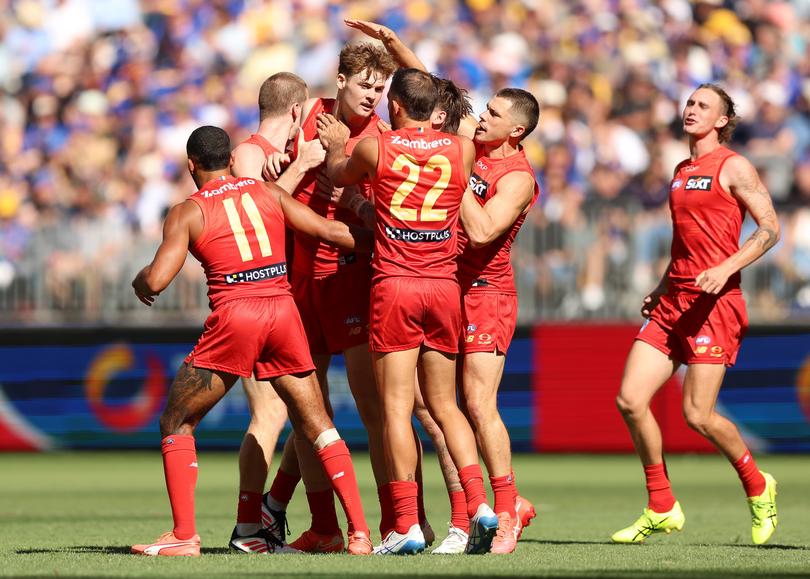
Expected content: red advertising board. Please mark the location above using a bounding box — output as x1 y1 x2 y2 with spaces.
533 324 715 453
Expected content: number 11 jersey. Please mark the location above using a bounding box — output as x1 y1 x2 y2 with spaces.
370 126 468 282
189 175 290 309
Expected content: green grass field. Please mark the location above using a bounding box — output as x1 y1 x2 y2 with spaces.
1 452 808 577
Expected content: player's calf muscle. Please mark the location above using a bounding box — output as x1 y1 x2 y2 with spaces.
160 365 220 435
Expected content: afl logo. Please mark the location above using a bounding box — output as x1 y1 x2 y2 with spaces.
85 344 167 432
797 354 810 423
671 179 683 190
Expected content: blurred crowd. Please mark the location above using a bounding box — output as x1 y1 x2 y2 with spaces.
0 0 809 324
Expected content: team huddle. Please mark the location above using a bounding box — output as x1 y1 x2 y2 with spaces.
130 21 780 558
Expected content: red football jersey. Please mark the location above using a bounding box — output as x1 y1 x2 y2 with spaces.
189 176 290 309
668 146 745 291
457 147 540 293
371 126 468 282
241 133 279 158
292 98 377 276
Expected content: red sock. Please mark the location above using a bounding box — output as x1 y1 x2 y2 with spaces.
306 489 340 534
378 483 396 538
236 490 262 524
161 435 198 540
490 474 516 518
269 468 300 506
317 440 369 535
449 490 469 533
458 464 487 518
732 450 766 497
644 463 676 513
511 469 519 502
390 480 418 534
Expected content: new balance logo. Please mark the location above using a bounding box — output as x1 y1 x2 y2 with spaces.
331 471 345 481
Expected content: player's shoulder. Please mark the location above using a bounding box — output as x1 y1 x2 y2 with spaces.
303 97 332 120
719 150 760 189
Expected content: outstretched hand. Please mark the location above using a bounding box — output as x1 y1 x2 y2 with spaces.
344 19 397 44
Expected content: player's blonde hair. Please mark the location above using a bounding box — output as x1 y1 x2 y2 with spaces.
697 83 738 143
258 72 308 121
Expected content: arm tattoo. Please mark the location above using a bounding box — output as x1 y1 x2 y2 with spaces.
747 226 778 251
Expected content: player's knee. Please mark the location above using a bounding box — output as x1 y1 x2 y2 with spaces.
615 393 644 419
683 407 711 435
463 397 492 428
252 401 288 431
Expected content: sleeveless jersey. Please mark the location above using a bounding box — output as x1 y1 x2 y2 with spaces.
292 98 378 276
241 133 279 158
371 126 468 282
189 176 290 309
668 146 745 292
457 147 540 294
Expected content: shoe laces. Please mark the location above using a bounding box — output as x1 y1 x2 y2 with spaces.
269 509 291 538
636 512 668 538
494 514 512 541
750 498 776 526
258 528 285 550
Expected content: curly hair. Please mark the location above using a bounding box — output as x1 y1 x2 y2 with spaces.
338 42 397 81
696 83 738 143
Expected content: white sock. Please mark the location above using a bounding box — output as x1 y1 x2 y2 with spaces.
236 523 261 536
265 495 287 512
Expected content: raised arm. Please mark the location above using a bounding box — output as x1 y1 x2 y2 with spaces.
132 200 200 305
695 155 781 294
264 182 373 252
344 19 427 71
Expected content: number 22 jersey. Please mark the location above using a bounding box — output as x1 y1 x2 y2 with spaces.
370 127 468 282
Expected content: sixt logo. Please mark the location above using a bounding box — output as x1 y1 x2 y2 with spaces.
684 176 713 191
469 174 490 199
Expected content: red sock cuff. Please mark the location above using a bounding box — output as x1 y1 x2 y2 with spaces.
161 434 195 453
459 463 484 483
316 439 348 461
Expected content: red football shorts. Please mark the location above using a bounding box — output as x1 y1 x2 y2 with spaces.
461 291 518 354
291 266 371 355
636 289 748 367
369 277 461 354
185 295 315 379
